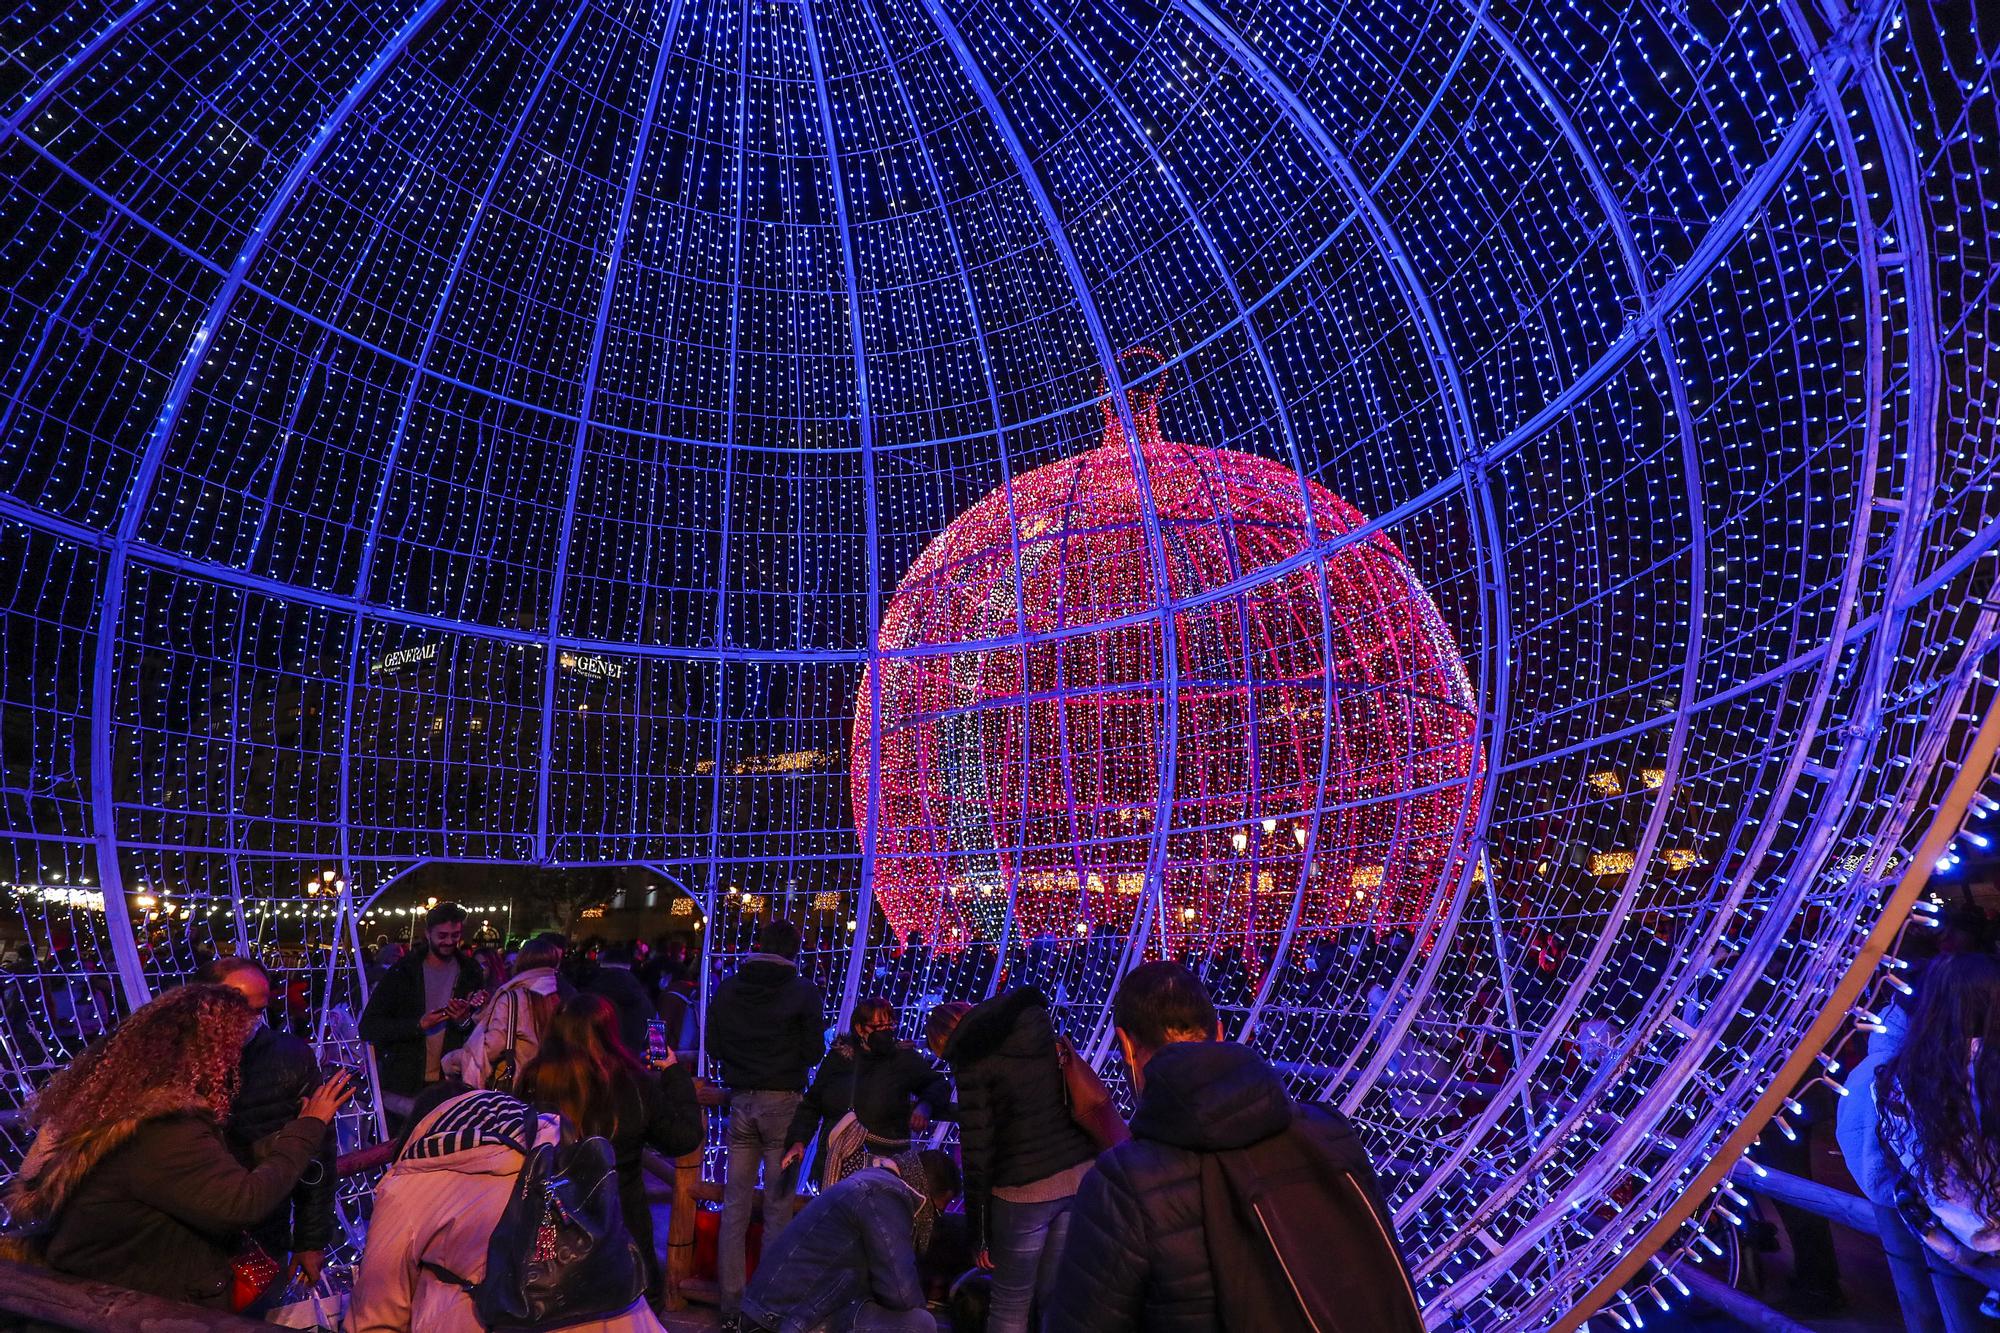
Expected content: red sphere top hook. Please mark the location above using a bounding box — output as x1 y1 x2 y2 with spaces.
1098 345 1170 445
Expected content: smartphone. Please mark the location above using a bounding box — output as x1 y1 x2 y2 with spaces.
646 1019 668 1063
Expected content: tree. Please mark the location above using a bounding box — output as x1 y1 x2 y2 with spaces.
515 866 603 937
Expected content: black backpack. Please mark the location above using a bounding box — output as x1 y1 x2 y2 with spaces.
425 1102 645 1330
1200 1108 1425 1333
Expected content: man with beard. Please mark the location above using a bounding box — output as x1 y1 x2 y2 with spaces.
359 902 487 1116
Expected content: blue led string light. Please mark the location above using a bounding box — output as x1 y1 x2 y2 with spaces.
0 0 1995 1322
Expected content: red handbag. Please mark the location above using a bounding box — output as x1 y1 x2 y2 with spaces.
230 1238 283 1313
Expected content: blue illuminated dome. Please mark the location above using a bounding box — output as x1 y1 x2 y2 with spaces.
1 0 1997 1324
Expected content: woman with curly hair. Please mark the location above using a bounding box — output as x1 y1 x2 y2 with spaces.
2 982 353 1309
1878 952 2000 1330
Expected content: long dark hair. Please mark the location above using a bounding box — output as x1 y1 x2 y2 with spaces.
1878 952 2000 1216
517 993 643 1138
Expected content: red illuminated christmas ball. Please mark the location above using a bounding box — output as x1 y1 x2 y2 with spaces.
853 350 1481 953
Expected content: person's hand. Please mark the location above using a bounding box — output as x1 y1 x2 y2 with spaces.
976 1248 994 1272
420 1006 452 1030
648 1048 678 1070
781 1144 805 1170
291 1250 325 1286
909 1107 930 1135
464 990 490 1012
299 1070 355 1123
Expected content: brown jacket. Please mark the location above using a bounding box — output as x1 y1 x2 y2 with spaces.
28 1110 324 1307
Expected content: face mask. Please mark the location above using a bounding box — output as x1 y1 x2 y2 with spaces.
866 1030 899 1057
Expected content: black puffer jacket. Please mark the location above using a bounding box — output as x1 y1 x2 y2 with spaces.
706 954 826 1092
1045 1041 1410 1333
225 1023 337 1255
786 1039 953 1152
944 987 1098 1249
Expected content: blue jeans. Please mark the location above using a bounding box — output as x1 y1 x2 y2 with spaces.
1877 1203 1947 1333
987 1194 1074 1333
830 1302 939 1332
721 1090 800 1316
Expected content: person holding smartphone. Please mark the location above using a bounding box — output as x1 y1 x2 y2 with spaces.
6 984 356 1311
518 994 704 1305
195 956 340 1287
359 902 487 1119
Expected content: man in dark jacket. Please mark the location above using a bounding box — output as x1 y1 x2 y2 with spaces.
943 987 1099 1333
707 919 827 1330
358 902 487 1107
741 1148 959 1333
576 937 655 1054
200 957 339 1284
1046 962 1422 1333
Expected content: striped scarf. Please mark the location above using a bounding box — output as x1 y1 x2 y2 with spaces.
400 1090 538 1163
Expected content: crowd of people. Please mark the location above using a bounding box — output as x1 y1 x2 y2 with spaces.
7 893 2000 1331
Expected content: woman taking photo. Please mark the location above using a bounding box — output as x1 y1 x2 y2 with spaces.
1878 951 2000 1331
517 993 703 1301
783 996 953 1186
2 983 353 1309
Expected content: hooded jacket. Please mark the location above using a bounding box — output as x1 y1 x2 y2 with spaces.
348 1092 665 1333
225 1022 338 1255
12 1100 324 1309
944 986 1099 1248
358 946 485 1097
706 954 826 1092
740 1163 931 1333
1045 1041 1414 1333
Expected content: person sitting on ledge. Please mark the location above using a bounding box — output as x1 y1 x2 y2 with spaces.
1045 962 1422 1333
1 984 353 1310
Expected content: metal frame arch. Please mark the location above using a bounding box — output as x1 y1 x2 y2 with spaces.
901 0 1188 1063
1419 0 1935 1311
698 0 753 974
1520 0 1947 1318
0 0 161 141
848 0 1040 998
84 0 459 1009
338 0 597 885
1383 0 1718 1232
1013 0 1335 1041
1165 0 1509 1106
794 0 883 1028
532 0 688 863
